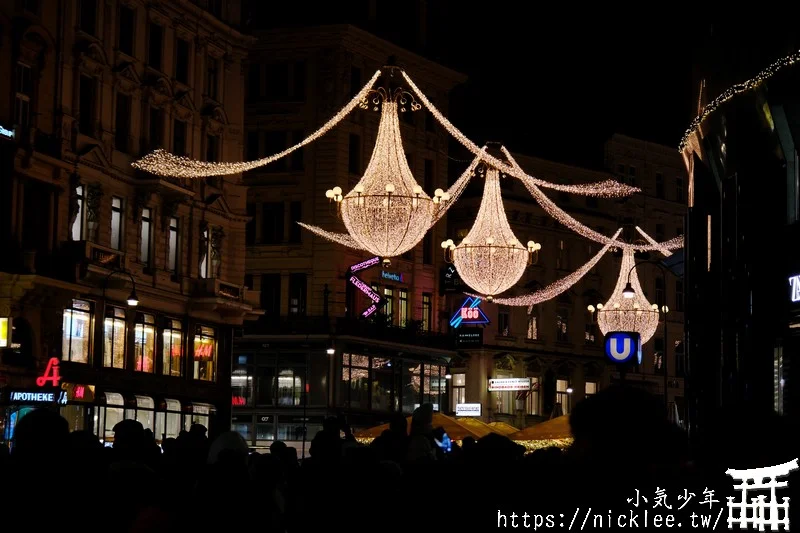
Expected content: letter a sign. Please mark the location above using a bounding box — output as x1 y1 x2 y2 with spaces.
36 357 61 387
604 332 642 365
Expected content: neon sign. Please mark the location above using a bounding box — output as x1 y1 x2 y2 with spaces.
194 343 213 359
350 256 380 273
10 391 55 403
604 331 642 365
36 358 61 387
790 275 800 302
349 276 381 304
0 125 14 139
381 270 404 283
232 396 246 406
449 297 489 328
75 386 85 399
347 257 385 317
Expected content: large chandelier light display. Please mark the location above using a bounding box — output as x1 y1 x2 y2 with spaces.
442 168 539 301
326 88 442 261
596 249 660 344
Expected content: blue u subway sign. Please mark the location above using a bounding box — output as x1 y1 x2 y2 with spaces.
604 332 642 365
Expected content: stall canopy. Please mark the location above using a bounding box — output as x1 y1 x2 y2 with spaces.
486 421 519 436
507 415 573 451
354 413 488 442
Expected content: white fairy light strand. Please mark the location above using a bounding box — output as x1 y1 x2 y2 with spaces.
679 48 800 153
502 146 683 253
400 71 638 198
487 229 622 308
635 226 673 257
131 70 383 177
296 222 364 250
445 168 533 300
596 248 660 344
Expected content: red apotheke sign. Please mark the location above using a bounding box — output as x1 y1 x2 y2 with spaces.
36 358 61 387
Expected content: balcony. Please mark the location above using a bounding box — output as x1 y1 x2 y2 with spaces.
189 278 262 323
64 241 127 281
335 317 456 351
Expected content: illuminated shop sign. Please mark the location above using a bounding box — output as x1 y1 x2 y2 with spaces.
450 297 489 328
0 124 14 139
456 403 482 416
488 378 531 392
349 256 381 274
232 396 246 406
456 328 483 348
604 331 642 365
347 256 385 318
790 275 800 302
413 403 440 412
349 276 381 304
9 391 56 403
381 270 404 283
36 357 61 387
61 383 95 403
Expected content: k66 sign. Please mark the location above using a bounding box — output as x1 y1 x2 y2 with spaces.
460 307 481 320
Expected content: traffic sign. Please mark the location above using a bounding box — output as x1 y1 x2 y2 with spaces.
604 332 642 365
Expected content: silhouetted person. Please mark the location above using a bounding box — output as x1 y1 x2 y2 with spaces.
407 404 435 463
370 411 408 464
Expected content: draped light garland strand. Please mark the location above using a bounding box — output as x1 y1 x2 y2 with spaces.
400 71 639 198
502 147 683 252
296 222 364 250
482 229 622 308
679 48 800 153
635 226 673 257
131 70 383 177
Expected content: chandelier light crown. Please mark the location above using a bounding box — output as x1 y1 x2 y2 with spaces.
597 249 660 344
327 91 442 260
444 168 536 300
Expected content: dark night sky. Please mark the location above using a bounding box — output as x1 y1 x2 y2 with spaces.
251 4 800 169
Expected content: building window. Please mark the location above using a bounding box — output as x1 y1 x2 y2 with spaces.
656 223 665 242
199 225 211 278
675 341 685 378
134 313 155 373
340 354 369 409
675 280 684 312
206 134 219 162
99 392 124 444
289 273 306 316
15 63 32 128
110 197 123 250
114 93 131 153
232 367 253 407
584 323 597 345
265 63 289 101
79 0 97 35
71 185 85 241
424 365 444 410
247 63 260 102
288 201 302 243
654 338 665 373
383 287 394 323
246 132 259 159
260 202 284 244
350 66 362 97
655 277 665 308
167 217 179 273
190 403 212 431
193 325 216 381
526 377 540 415
175 38 190 84
493 371 514 415
526 313 538 340
148 23 163 70
172 120 187 157
79 75 96 136
103 307 126 369
290 130 305 171
140 207 152 266
162 319 183 377
451 373 466 411
62 299 92 364
277 368 303 406
556 239 568 269
149 107 163 150
206 56 218 100
556 309 569 342
348 134 361 174
676 177 684 203
398 289 409 327
656 172 664 199
556 379 571 415
422 293 432 332
264 131 287 172
118 5 135 56
585 381 598 398
371 357 394 411
245 204 256 246
423 233 433 265
498 307 510 336
292 61 306 101
155 399 182 442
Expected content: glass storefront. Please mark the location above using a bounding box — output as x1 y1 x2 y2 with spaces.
134 313 156 373
193 325 216 381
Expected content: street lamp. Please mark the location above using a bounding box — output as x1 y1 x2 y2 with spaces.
621 260 680 420
102 269 138 307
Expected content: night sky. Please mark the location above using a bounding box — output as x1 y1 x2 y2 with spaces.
251 4 800 168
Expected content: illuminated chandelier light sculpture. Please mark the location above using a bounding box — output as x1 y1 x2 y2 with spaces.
442 168 539 301
596 248 660 344
324 88 442 261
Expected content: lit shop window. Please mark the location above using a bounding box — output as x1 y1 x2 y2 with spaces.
62 299 92 364
585 381 598 398
527 377 540 415
155 399 182 443
527 313 538 340
193 325 216 381
556 379 571 415
424 365 445 408
371 357 393 411
126 395 155 432
98 392 125 444
451 373 466 411
104 307 126 369
340 354 369 409
162 319 183 377
190 403 212 431
277 368 302 406
134 313 155 373
494 372 514 415
398 289 409 327
232 367 253 406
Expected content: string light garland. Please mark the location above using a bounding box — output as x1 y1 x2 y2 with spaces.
325 93 441 260
596 248 660 344
486 229 622 308
131 70 383 177
296 222 364 250
401 71 638 199
430 149 483 226
442 168 538 300
635 226 673 257
679 48 800 153
503 147 683 253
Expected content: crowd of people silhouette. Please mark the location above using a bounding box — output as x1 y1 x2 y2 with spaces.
1 385 796 531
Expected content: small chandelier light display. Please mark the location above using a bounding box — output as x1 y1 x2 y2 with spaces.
596 249 659 344
325 88 444 262
442 168 540 301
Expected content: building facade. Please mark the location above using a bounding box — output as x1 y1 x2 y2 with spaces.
232 25 465 451
444 135 687 428
0 0 257 446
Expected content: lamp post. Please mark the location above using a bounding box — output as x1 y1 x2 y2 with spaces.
621 260 678 420
102 269 139 307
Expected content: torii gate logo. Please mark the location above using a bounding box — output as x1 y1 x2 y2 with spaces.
726 458 798 530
